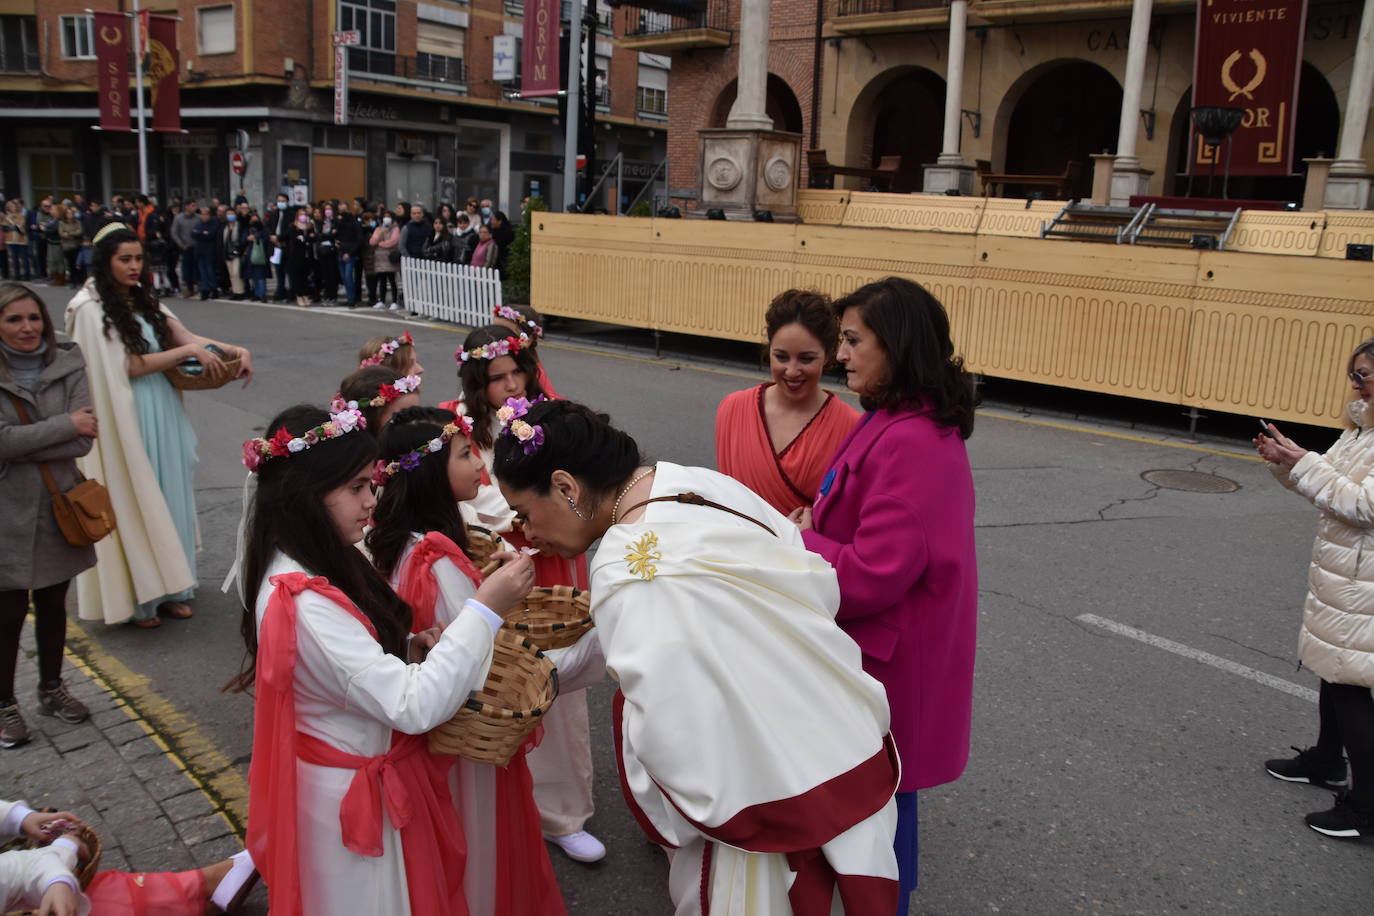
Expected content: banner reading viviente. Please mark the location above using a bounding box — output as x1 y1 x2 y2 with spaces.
146 16 181 132
521 0 560 97
1191 0 1308 176
95 11 130 131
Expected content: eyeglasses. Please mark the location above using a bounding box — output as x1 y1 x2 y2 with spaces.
1350 371 1373 386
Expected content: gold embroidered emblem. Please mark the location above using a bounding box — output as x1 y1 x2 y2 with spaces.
625 531 662 581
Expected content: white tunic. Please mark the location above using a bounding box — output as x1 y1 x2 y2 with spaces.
254 552 497 916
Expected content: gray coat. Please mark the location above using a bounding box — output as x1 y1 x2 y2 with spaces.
0 341 96 590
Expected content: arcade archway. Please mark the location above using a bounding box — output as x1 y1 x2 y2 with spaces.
709 74 804 134
844 66 946 191
998 60 1122 199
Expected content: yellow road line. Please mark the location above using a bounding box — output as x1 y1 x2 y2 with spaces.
64 621 248 838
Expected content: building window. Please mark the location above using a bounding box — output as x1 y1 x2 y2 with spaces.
197 5 235 55
0 15 39 72
636 86 667 116
59 14 95 60
416 20 465 84
339 0 397 75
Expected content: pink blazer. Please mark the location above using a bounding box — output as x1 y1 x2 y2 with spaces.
803 408 978 792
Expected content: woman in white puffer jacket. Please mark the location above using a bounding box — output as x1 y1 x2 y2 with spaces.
1257 337 1374 841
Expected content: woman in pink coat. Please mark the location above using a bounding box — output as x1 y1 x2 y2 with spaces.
791 276 978 914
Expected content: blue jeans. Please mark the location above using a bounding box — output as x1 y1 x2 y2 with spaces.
180 248 197 291
196 249 216 294
339 255 357 302
251 277 266 299
8 243 31 279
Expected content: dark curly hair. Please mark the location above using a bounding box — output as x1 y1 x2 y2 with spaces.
458 324 546 450
764 289 839 364
366 406 473 580
92 227 172 355
492 400 642 503
834 277 979 439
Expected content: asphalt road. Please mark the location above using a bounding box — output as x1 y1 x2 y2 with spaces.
29 285 1368 915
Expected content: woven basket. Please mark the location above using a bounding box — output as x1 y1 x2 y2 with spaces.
465 525 504 577
164 344 241 391
427 628 558 766
2 824 102 914
504 586 594 651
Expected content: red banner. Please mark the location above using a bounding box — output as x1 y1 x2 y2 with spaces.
146 16 180 133
1190 0 1309 176
94 12 129 132
521 0 560 97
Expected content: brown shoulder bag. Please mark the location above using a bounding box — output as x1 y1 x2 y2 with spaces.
5 392 116 547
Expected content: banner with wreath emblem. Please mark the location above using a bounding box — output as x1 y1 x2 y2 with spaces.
1190 0 1309 176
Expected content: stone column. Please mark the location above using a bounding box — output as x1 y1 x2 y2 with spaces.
1108 0 1154 205
1325 0 1374 209
726 0 773 131
923 0 974 195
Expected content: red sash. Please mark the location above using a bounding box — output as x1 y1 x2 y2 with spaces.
399 532 485 632
394 541 568 916
247 573 468 916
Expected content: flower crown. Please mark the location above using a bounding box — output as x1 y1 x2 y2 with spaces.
494 306 543 339
371 415 474 486
498 395 548 455
359 332 414 369
330 374 421 412
455 333 531 364
241 407 367 473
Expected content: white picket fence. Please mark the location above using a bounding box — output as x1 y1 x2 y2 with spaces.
401 257 502 327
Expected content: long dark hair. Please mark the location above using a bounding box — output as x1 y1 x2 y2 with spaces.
834 277 979 439
459 324 545 449
339 365 413 436
366 406 472 579
92 227 171 355
0 283 58 379
493 400 641 502
234 405 413 688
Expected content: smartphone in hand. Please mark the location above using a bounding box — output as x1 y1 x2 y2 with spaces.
1257 419 1279 439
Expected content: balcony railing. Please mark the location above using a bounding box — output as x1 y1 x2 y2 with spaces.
836 0 945 13
349 52 468 88
595 85 612 108
626 4 727 36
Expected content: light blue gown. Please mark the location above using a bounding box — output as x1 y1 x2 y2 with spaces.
130 316 197 620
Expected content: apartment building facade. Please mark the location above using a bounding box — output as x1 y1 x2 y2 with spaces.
0 0 671 213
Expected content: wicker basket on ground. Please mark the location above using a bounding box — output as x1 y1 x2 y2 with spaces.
164 344 241 391
2 823 102 914
465 525 504 577
504 586 593 651
427 628 558 766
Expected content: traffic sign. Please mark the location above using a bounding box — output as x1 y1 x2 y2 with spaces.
230 151 246 176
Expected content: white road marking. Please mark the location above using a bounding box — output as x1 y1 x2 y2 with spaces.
1075 613 1318 703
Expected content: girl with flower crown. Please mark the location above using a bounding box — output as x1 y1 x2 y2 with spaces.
366 406 597 915
489 305 558 399
233 403 537 916
336 366 423 435
451 325 605 864
358 332 424 377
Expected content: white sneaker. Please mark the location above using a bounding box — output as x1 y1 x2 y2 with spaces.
372 302 385 310
388 303 401 311
544 830 606 863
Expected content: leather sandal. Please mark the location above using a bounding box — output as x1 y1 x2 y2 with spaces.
158 602 194 620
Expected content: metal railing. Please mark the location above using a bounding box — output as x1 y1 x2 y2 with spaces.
595 85 612 107
627 3 728 35
835 0 945 14
413 53 467 85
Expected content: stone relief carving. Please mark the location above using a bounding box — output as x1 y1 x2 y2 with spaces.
706 156 743 192
763 155 792 192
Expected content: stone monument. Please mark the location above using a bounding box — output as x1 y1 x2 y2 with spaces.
697 0 801 218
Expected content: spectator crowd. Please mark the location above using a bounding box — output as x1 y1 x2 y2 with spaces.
0 193 517 312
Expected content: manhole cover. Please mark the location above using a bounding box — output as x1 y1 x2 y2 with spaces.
1140 469 1241 493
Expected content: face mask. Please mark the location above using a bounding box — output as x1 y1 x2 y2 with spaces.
382 216 393 227
480 207 491 216
227 214 237 223
297 218 309 227
325 210 333 219
277 201 287 210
